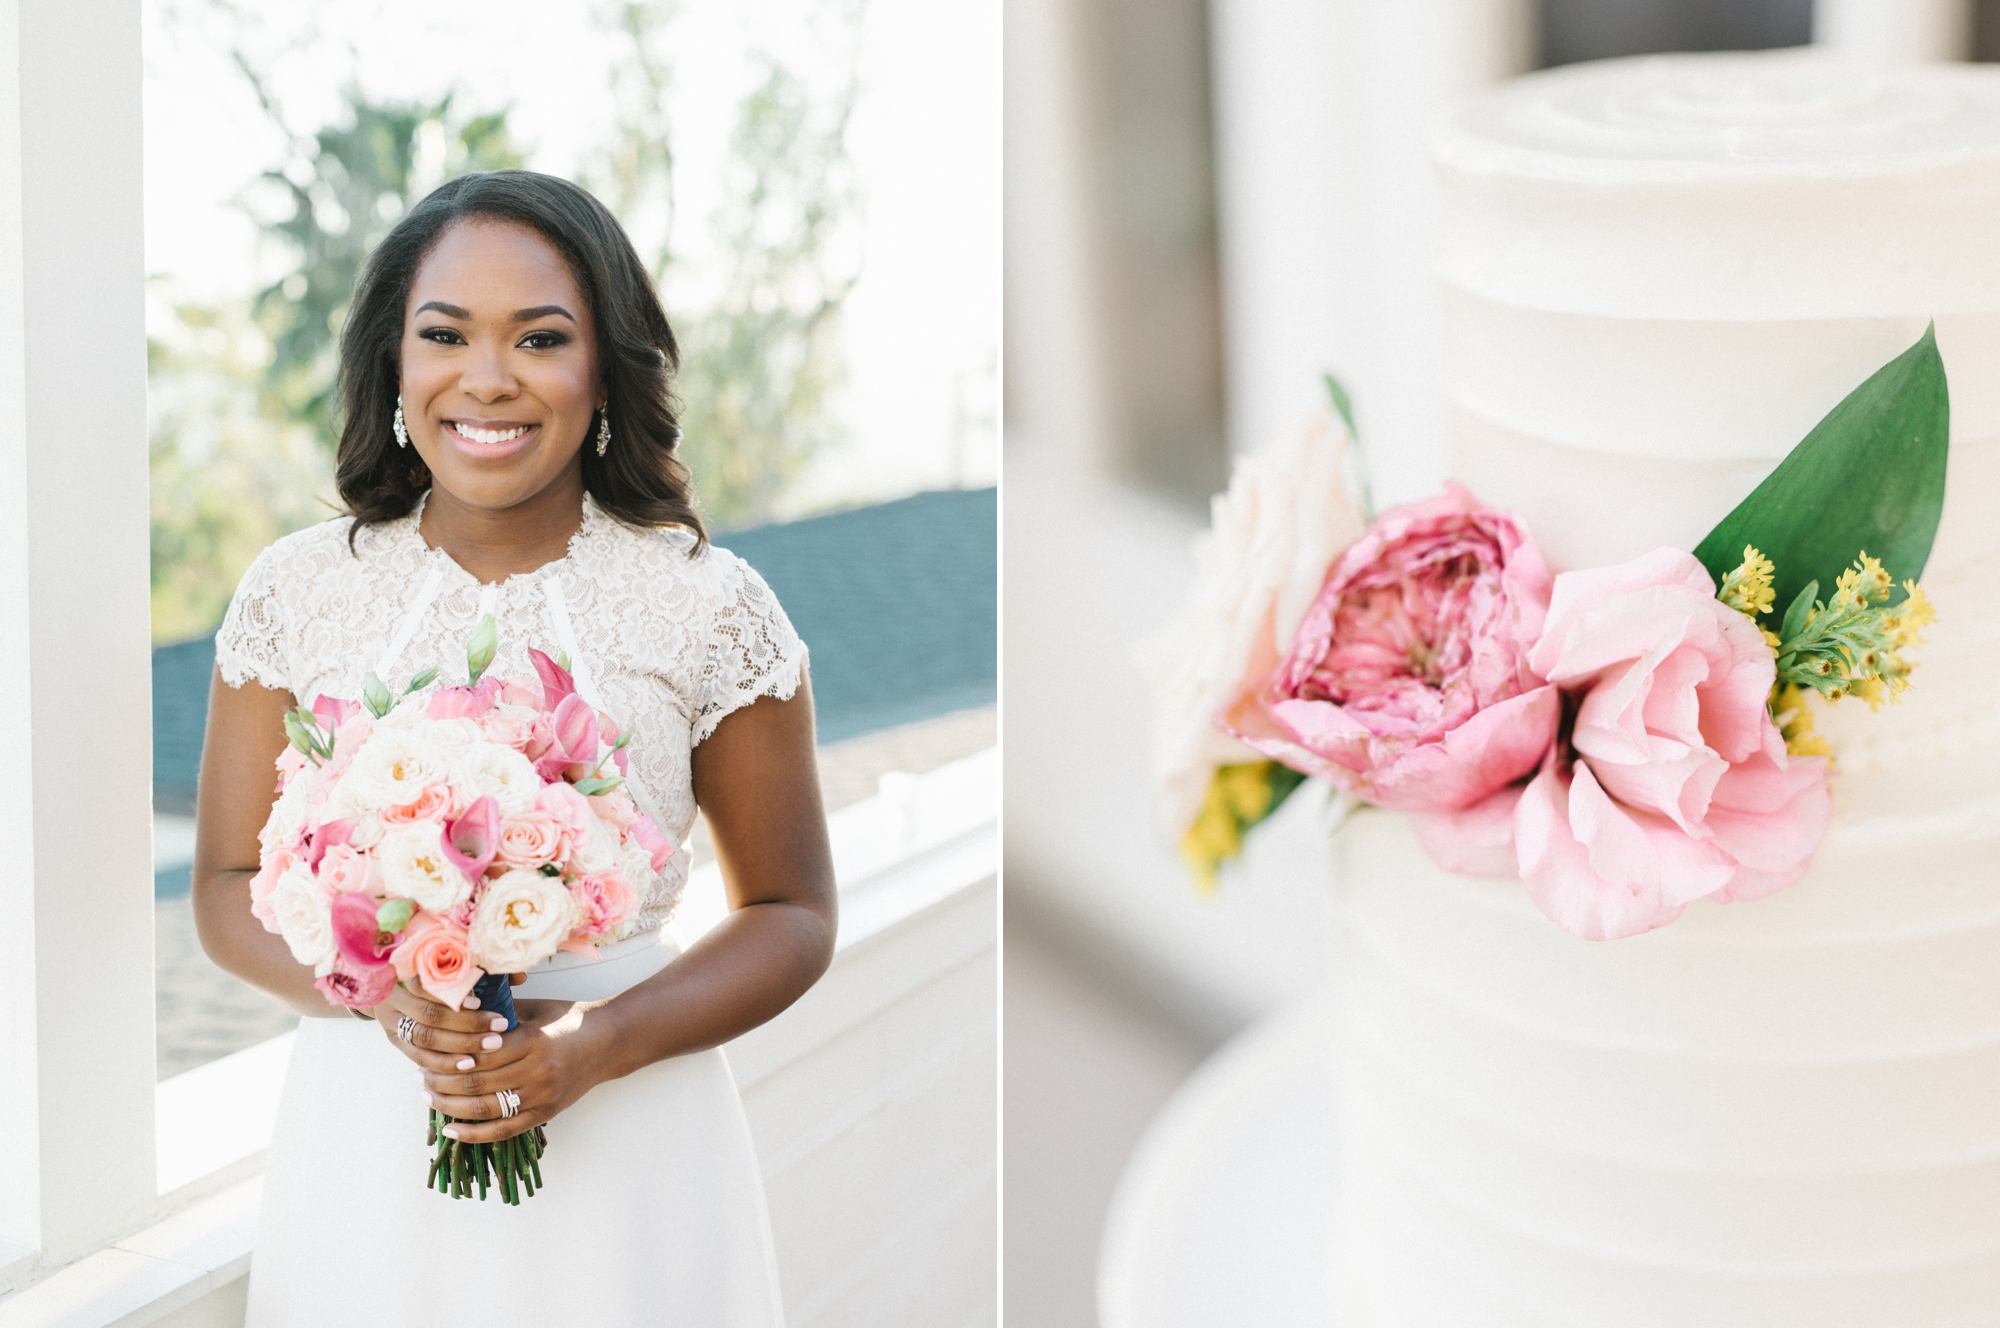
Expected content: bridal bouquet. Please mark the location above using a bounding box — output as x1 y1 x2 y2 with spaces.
249 616 675 1201
1159 329 1946 941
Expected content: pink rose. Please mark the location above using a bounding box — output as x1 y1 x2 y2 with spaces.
500 676 543 709
316 842 378 896
494 811 565 870
390 913 484 1010
381 782 455 825
1226 484 1559 811
480 704 539 752
427 676 501 721
588 786 640 831
570 870 637 939
315 954 396 1010
536 782 596 860
249 845 301 929
1428 548 1830 940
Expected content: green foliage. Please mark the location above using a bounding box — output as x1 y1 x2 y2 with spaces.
1694 325 1949 616
588 1 866 529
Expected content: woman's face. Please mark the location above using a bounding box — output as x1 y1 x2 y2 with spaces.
399 218 601 513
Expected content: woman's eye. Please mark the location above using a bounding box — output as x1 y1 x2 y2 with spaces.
520 330 570 350
418 326 465 345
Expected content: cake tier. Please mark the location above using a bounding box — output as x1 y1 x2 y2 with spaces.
1332 800 2000 1326
1327 51 2000 1325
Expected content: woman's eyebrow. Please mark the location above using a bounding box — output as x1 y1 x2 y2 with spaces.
415 300 471 319
513 304 576 323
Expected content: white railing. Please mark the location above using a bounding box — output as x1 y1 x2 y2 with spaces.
0 748 997 1328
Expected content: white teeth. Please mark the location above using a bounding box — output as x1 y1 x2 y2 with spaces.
456 423 530 445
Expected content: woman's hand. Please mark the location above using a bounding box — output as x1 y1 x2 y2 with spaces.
415 998 608 1143
369 981 510 1071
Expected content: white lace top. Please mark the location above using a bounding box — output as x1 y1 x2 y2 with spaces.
213 492 807 934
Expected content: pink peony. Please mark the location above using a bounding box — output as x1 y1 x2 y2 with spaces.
427 675 501 721
495 811 565 870
1226 484 1559 811
1427 548 1830 940
570 869 637 939
315 954 396 1010
391 912 484 1010
317 842 378 897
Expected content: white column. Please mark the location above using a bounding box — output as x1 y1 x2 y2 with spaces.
0 0 156 1268
1813 0 1974 62
1207 0 1533 505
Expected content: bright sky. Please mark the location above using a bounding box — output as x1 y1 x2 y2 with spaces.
141 0 999 514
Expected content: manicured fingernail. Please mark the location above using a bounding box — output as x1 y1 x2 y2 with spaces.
456 1057 476 1071
482 1035 502 1050
425 1093 438 1107
462 995 481 1009
443 1126 460 1140
489 1017 507 1031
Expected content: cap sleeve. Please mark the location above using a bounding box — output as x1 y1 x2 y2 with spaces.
692 551 808 745
213 544 294 693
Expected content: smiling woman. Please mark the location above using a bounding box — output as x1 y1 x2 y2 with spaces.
190 171 834 1325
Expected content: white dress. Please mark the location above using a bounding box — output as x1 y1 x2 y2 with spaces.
213 492 804 1326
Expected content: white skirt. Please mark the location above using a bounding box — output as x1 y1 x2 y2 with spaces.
245 929 785 1326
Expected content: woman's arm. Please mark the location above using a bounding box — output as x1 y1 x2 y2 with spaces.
420 669 837 1142
191 666 350 1018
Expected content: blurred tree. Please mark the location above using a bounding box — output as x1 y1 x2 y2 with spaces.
235 65 524 447
589 1 866 529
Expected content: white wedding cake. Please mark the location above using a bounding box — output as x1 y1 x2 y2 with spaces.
1330 52 2000 1324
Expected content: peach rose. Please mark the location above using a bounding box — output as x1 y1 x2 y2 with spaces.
479 704 540 752
381 782 456 826
390 912 484 1011
587 785 640 831
494 811 565 871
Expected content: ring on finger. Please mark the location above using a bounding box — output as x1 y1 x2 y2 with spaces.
396 1015 417 1045
496 1088 521 1119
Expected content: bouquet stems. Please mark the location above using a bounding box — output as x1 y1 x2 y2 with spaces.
423 972 548 1202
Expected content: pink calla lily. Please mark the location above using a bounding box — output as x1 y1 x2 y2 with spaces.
528 647 576 711
441 795 501 881
628 814 676 872
330 892 396 969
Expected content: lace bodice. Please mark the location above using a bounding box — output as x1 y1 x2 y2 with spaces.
213 492 807 934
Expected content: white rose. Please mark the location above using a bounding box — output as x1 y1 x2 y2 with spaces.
270 864 335 968
374 821 472 915
469 868 581 973
347 811 385 850
413 717 484 759
616 836 658 897
1149 405 1366 838
343 729 450 812
453 743 542 817
379 690 430 729
260 775 310 855
573 815 619 876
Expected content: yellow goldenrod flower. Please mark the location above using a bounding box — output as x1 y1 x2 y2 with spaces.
1719 545 1777 619
1771 683 1831 758
1178 761 1311 891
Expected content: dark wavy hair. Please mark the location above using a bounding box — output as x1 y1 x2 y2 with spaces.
335 170 705 552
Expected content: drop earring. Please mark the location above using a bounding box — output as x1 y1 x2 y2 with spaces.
393 397 409 449
595 408 611 458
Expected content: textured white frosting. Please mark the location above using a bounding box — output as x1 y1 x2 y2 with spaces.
1330 52 2000 1323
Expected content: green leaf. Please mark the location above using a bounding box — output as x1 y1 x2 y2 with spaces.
465 614 498 686
1780 580 1819 644
571 776 625 797
1322 372 1356 438
363 671 394 719
1694 325 1949 616
404 666 440 694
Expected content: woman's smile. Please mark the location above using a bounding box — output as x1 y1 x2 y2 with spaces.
441 418 543 461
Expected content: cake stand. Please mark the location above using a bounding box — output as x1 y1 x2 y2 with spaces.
1097 988 1344 1327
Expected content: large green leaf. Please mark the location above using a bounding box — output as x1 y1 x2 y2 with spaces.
1693 325 1949 614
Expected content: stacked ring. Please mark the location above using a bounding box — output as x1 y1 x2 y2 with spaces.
396 1015 417 1044
496 1088 521 1119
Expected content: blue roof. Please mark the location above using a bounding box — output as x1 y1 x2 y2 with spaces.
153 486 996 814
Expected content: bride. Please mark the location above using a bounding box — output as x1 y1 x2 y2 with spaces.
192 170 832 1324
